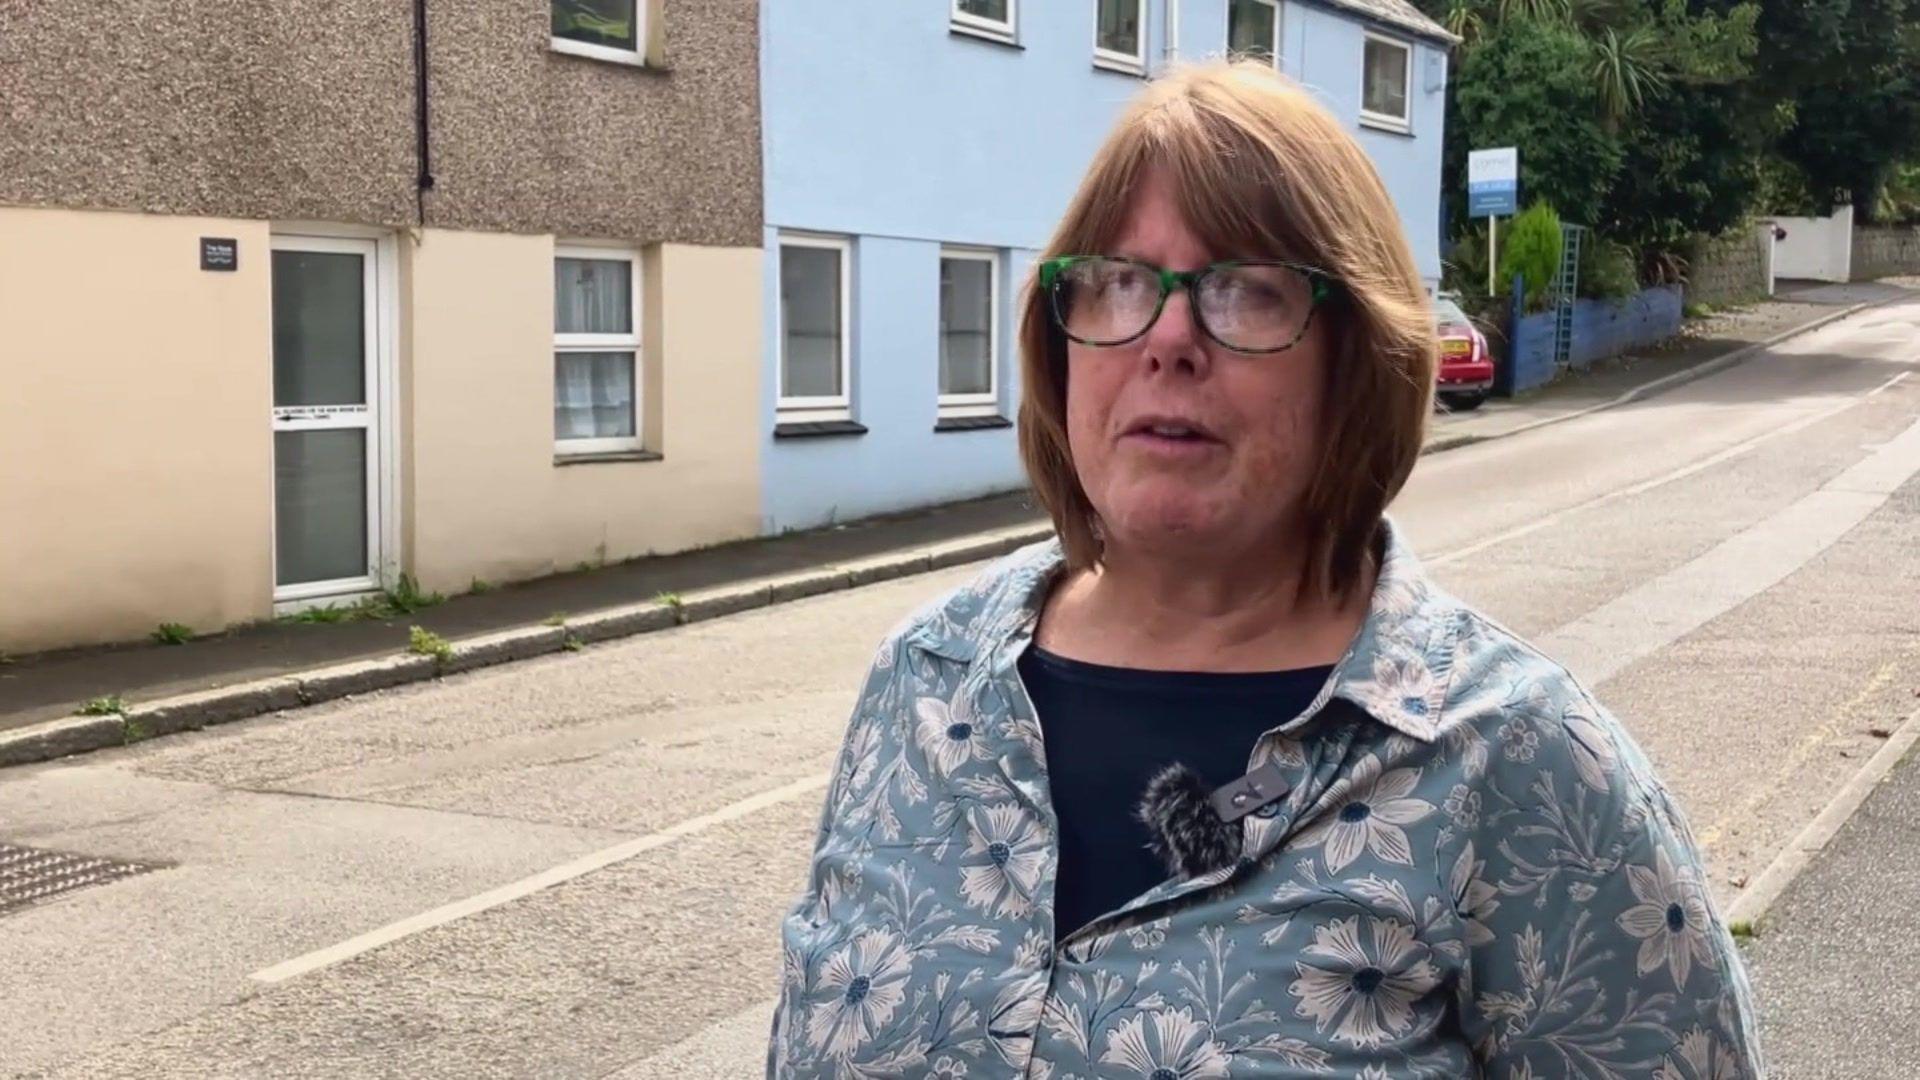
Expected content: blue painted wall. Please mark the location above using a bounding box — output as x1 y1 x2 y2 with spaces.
758 0 1450 533
1279 2 1449 288
1510 285 1683 392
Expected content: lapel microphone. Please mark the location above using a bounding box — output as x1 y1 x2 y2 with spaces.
1136 761 1291 878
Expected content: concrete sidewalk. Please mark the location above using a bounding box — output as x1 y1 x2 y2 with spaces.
0 494 1051 745
0 285 1888 764
1743 721 1920 1077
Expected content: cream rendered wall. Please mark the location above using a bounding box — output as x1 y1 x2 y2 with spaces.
406 230 762 590
0 207 274 652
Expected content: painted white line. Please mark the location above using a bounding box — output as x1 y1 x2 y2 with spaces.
1431 371 1911 569
1727 700 1920 930
1537 411 1920 687
250 772 828 984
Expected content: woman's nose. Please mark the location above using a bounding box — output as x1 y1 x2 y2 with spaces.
1142 288 1210 375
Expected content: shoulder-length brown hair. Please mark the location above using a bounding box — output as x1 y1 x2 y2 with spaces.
1017 60 1435 602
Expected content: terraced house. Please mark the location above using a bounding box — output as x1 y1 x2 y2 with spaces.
0 0 1450 654
0 0 764 654
758 0 1453 533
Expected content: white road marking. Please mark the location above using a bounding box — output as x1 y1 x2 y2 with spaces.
1430 372 1911 569
1538 411 1920 687
249 772 828 984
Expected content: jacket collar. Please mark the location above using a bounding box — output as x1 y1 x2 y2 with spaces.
907 517 1459 744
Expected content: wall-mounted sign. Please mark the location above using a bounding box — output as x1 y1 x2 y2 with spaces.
1467 147 1519 217
200 237 238 271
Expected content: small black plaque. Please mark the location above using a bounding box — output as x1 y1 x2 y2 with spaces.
200 237 238 271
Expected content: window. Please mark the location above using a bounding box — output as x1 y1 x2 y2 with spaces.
1094 0 1147 73
779 236 853 421
952 0 1017 42
551 0 645 65
554 247 641 454
939 249 999 416
1227 0 1279 64
1361 34 1413 131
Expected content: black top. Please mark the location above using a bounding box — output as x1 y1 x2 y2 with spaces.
1017 645 1333 942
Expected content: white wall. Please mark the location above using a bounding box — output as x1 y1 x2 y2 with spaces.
1768 205 1854 283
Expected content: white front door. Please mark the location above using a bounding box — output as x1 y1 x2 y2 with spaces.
270 235 383 601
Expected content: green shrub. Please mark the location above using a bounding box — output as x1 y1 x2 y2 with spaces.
1499 203 1565 312
1442 226 1495 310
1578 238 1641 301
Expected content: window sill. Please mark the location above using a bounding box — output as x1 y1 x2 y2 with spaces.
934 414 1014 433
554 449 663 467
950 23 1023 49
549 38 668 73
1093 54 1148 78
774 419 869 440
1358 114 1414 137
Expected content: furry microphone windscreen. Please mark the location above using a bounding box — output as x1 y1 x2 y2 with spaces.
1136 763 1243 879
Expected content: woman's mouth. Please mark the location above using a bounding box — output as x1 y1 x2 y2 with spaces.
1121 417 1224 457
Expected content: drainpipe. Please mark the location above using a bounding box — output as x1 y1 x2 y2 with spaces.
412 0 436 225
1163 0 1181 66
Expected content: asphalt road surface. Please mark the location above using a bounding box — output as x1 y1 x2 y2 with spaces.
3 284 1917 1078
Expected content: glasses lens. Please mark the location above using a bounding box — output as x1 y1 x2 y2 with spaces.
1196 263 1315 351
1052 259 1162 345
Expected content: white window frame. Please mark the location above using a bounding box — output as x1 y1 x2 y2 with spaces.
951 0 1018 44
1359 32 1414 133
1093 0 1149 74
937 247 1001 419
553 244 644 456
550 0 648 67
777 233 855 423
1227 0 1281 65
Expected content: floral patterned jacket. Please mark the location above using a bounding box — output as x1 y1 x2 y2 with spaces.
769 523 1762 1078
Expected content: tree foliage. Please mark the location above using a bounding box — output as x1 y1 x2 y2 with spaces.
1452 18 1621 229
1755 0 1920 221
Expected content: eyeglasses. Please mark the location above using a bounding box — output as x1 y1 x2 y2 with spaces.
1039 255 1336 354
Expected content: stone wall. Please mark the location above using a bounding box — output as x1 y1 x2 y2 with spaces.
1852 227 1920 281
1688 227 1771 306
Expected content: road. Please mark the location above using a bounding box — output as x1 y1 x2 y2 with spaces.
3 283 1918 1079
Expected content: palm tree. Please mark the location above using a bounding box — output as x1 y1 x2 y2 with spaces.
1590 24 1669 124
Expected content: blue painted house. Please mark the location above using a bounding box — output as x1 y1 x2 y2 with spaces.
757 0 1454 533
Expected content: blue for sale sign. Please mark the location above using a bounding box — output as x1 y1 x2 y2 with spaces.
1468 147 1519 217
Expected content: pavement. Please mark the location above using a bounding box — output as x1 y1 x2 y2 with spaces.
0 280 1896 760
1744 727 1920 1078
0 283 1915 1078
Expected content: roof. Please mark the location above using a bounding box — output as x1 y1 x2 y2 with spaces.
1303 0 1461 46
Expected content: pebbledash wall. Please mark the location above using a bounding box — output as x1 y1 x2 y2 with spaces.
0 0 765 653
756 0 1452 534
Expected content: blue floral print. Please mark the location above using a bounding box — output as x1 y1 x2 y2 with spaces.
770 522 1762 1078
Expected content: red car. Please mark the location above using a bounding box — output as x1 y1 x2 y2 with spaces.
1433 295 1494 411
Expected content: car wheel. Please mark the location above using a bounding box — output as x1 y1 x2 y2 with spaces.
1440 391 1487 412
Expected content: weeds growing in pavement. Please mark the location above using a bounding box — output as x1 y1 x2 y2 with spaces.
408 626 454 664
151 622 194 646
79 695 125 717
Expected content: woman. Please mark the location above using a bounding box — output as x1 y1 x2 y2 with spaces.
770 62 1760 1078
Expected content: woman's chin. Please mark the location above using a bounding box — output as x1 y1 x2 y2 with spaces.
1102 493 1235 552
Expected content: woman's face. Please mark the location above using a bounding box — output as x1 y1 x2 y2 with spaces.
1065 168 1331 564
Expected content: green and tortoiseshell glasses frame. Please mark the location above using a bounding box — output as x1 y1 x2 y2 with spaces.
1039 255 1338 355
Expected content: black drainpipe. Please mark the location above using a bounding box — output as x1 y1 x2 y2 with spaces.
412 0 435 225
